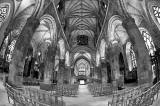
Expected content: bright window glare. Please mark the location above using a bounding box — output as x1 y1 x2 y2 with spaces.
80 80 85 85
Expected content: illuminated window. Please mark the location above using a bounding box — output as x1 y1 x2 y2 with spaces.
7 39 16 62
130 45 137 68
139 28 156 79
141 30 156 56
126 42 137 71
152 6 160 23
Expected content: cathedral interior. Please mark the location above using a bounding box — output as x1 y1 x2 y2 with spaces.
1 0 160 106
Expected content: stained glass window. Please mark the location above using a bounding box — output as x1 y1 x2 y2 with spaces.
6 39 16 62
152 6 160 24
140 30 156 56
126 42 137 71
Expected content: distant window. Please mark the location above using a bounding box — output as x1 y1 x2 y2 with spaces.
126 42 137 71
130 45 137 68
77 35 88 46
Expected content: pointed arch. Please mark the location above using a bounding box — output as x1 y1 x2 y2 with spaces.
108 15 129 45
99 39 106 60
139 27 156 56
58 39 65 60
31 14 57 57
65 51 70 67
74 58 90 76
126 42 137 71
96 50 100 67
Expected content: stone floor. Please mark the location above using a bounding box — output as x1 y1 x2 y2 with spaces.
0 81 12 106
63 84 111 106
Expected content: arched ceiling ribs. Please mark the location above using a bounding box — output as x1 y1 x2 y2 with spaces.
121 0 146 27
69 25 96 33
65 0 98 18
31 14 57 54
107 15 129 45
96 0 110 48
50 0 70 49
71 30 94 38
13 0 36 18
73 51 91 61
69 17 96 28
71 46 95 55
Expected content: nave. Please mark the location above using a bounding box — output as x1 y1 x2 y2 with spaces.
1 0 160 106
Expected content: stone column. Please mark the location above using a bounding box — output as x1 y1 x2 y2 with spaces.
101 62 108 83
95 66 102 83
43 45 56 84
43 61 52 84
122 44 130 80
57 59 65 84
63 66 70 84
109 44 122 88
122 17 152 85
8 17 39 87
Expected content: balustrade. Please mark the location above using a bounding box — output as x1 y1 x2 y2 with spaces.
108 82 160 106
5 83 65 106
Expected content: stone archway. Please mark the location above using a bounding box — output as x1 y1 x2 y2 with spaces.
74 58 91 84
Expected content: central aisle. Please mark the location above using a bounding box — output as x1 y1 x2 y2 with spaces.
63 84 111 106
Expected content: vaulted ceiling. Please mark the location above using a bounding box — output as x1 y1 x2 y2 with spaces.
60 0 106 48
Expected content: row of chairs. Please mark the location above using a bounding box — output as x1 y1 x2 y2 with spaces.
55 84 79 97
23 77 41 86
88 83 113 97
5 83 65 106
108 83 151 106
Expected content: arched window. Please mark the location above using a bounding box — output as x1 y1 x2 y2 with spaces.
126 42 137 71
139 28 156 56
0 36 9 58
130 45 137 68
6 39 16 62
152 6 160 24
139 28 156 80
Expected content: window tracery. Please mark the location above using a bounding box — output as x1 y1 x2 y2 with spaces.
0 3 10 27
6 39 16 62
126 42 137 71
152 6 160 24
139 28 156 56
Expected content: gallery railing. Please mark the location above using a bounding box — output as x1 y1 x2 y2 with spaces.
108 82 160 106
5 83 65 106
